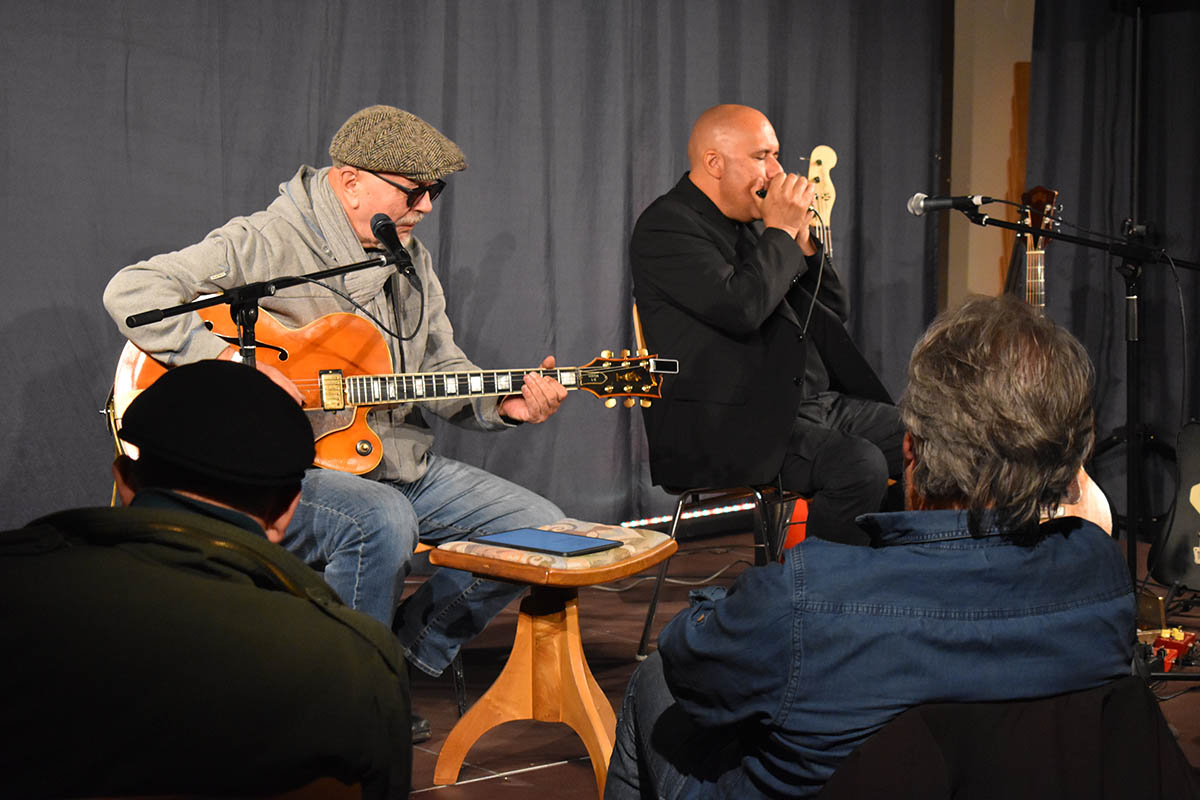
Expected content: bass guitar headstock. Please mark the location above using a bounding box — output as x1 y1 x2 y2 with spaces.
577 350 679 408
807 144 838 256
806 144 838 222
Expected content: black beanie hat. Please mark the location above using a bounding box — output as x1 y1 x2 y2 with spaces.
120 360 314 486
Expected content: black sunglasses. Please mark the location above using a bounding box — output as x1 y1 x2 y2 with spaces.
365 169 447 207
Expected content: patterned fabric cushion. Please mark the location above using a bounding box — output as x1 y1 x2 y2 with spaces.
436 518 669 571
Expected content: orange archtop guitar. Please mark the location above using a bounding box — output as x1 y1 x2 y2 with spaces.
112 307 678 475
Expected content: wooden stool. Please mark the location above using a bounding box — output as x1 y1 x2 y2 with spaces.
427 520 676 798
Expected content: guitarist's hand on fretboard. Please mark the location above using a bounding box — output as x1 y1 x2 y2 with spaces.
496 355 568 424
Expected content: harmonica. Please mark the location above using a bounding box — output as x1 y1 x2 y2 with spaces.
756 188 816 214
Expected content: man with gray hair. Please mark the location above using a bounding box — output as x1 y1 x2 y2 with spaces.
605 294 1135 799
103 105 567 734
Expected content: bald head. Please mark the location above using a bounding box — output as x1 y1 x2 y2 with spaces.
687 104 772 168
686 104 782 221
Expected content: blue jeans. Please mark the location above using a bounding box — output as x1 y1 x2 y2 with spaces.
606 652 746 799
282 455 563 676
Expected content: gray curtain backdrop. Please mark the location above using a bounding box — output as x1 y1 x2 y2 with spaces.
1026 0 1200 537
0 0 947 530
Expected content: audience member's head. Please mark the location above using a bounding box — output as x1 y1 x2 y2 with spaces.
114 360 314 541
900 294 1095 537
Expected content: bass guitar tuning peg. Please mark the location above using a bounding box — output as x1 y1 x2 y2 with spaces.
605 398 617 408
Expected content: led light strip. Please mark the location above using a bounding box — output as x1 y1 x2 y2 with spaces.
621 501 758 529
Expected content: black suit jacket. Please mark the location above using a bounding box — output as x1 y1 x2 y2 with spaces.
631 173 892 489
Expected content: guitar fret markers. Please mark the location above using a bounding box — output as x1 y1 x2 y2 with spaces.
330 368 581 408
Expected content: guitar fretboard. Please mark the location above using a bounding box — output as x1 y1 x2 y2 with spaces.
1026 249 1045 310
336 368 580 406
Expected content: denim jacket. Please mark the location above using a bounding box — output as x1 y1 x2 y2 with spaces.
658 509 1136 798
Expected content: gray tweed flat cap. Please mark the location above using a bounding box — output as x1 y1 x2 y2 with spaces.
329 104 466 182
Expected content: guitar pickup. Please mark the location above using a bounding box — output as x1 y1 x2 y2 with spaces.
649 358 679 374
319 370 345 410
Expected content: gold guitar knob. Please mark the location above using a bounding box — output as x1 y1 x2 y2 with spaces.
601 349 614 359
620 349 630 358
640 399 652 408
624 398 636 408
605 398 617 408
636 349 649 357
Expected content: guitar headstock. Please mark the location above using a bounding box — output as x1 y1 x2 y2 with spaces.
1020 185 1059 252
806 145 838 222
577 350 679 408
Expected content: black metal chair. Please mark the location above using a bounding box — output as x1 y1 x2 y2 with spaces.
630 304 803 658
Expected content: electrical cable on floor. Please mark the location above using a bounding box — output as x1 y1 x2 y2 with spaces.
1154 684 1200 702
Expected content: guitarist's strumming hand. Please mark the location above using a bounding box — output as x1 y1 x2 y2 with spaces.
757 172 818 256
219 347 306 406
497 355 568 424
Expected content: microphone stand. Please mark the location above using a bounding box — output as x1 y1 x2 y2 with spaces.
123 254 397 367
956 207 1200 583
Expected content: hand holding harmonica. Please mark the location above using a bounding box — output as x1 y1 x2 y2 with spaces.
756 172 818 250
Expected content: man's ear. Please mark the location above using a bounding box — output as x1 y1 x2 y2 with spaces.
901 432 921 512
702 149 724 179
112 455 139 507
262 488 302 544
329 165 362 209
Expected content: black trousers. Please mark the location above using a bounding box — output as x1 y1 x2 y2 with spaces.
779 392 906 546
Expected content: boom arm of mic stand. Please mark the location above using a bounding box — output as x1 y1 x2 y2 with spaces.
123 252 397 367
955 209 1186 267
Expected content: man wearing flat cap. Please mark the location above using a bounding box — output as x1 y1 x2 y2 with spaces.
103 105 566 709
0 361 411 798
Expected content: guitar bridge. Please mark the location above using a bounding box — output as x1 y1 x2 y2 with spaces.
319 370 346 410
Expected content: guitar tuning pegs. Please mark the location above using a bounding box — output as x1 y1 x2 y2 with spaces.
620 349 631 358
640 399 652 408
601 349 614 359
624 397 636 408
605 398 617 408
636 348 649 357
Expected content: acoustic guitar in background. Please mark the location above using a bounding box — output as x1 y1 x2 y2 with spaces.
1021 186 1113 535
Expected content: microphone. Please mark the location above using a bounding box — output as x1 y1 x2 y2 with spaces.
370 213 415 274
906 193 995 216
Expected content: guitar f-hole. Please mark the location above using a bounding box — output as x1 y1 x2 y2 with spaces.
206 322 291 361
